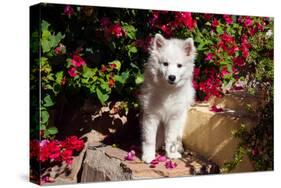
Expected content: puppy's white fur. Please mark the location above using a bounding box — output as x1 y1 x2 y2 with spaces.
140 34 196 163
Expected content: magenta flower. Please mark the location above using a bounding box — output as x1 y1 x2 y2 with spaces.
110 24 123 38
39 139 49 147
205 53 213 61
221 68 229 77
244 17 253 27
165 160 177 169
212 18 219 28
64 5 74 17
68 67 78 77
71 55 86 67
150 159 159 165
71 55 84 67
125 150 135 161
41 175 54 184
210 105 224 112
223 15 233 24
175 12 195 29
155 154 167 162
233 56 245 67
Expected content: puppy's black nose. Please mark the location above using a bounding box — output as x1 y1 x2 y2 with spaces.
168 75 176 82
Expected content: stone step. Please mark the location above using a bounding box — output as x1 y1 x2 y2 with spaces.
80 142 220 182
207 90 265 112
183 104 256 172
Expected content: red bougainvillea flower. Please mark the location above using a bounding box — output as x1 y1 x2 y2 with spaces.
109 63 117 69
72 55 86 67
41 175 54 184
110 24 123 38
221 68 230 77
161 24 173 37
203 14 212 20
165 160 177 169
244 16 253 27
223 15 233 24
205 53 213 61
68 67 78 77
108 78 115 88
100 17 111 27
220 33 235 43
210 105 224 112
47 140 61 161
100 65 107 73
54 46 62 55
64 5 74 17
193 67 200 78
212 18 219 28
62 136 85 152
233 56 245 67
155 154 167 162
125 150 136 161
175 12 196 30
61 149 73 165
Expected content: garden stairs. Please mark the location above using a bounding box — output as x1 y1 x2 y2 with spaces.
45 90 262 185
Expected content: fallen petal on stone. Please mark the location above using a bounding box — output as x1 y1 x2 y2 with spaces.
165 160 177 169
157 155 167 162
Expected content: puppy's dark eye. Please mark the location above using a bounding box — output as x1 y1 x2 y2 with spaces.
163 62 169 66
177 64 182 68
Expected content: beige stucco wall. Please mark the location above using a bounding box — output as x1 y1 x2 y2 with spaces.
183 103 256 173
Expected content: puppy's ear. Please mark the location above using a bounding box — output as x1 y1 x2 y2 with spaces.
153 33 166 50
183 38 196 56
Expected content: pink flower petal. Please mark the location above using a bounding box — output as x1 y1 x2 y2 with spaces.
156 155 167 162
210 105 224 112
150 159 159 165
124 150 135 161
165 160 177 169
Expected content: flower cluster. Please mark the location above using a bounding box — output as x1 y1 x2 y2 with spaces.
30 136 85 165
193 67 223 101
100 17 124 40
149 11 196 37
68 54 86 77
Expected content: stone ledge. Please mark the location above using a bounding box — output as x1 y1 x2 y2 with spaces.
184 104 256 172
80 142 220 182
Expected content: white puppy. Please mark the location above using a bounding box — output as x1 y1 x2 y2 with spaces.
139 33 196 163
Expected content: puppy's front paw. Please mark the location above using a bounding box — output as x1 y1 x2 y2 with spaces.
142 153 155 163
167 152 182 159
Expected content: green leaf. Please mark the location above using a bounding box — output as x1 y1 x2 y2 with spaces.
42 30 51 39
115 71 130 85
109 60 121 71
216 26 224 34
126 44 138 57
122 23 137 39
135 74 144 84
41 20 50 31
41 110 49 124
48 127 58 135
226 64 233 73
100 81 111 92
41 39 51 53
55 71 64 85
96 87 109 105
43 95 54 107
82 66 95 78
